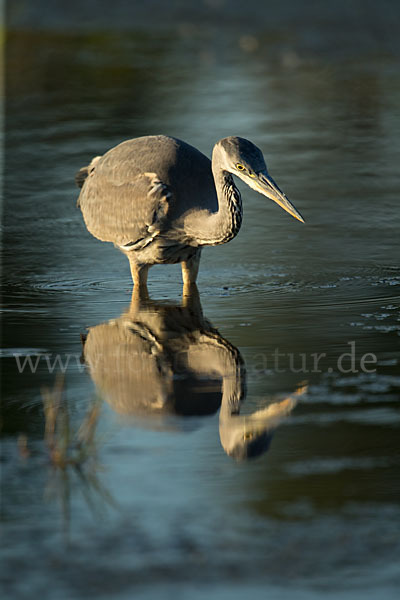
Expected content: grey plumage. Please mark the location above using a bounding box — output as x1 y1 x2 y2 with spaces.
76 135 304 288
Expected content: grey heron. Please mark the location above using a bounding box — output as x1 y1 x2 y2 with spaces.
76 135 304 288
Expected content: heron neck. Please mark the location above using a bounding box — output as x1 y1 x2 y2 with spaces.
206 166 242 246
180 164 242 246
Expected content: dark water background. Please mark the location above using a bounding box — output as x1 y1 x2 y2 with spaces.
2 1 400 598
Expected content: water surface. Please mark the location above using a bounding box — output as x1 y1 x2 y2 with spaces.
2 3 400 599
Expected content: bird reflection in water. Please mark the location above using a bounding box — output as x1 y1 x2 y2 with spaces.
82 287 305 460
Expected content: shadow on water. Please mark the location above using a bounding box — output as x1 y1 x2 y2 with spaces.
82 286 304 460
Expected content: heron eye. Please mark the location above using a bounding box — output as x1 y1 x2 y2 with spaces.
244 431 253 440
236 164 246 171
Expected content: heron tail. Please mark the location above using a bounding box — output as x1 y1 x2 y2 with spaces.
75 156 102 188
75 166 89 188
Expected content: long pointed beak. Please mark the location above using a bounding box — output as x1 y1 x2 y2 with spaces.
255 172 305 223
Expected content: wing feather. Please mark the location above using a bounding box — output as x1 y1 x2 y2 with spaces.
78 158 171 247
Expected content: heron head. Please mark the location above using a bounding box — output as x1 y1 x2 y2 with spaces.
216 136 304 223
222 421 274 461
219 393 302 461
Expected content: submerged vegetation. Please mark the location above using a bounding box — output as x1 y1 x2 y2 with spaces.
42 374 100 469
18 375 115 530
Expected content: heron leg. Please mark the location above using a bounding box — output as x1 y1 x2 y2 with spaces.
128 256 150 289
181 250 201 290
